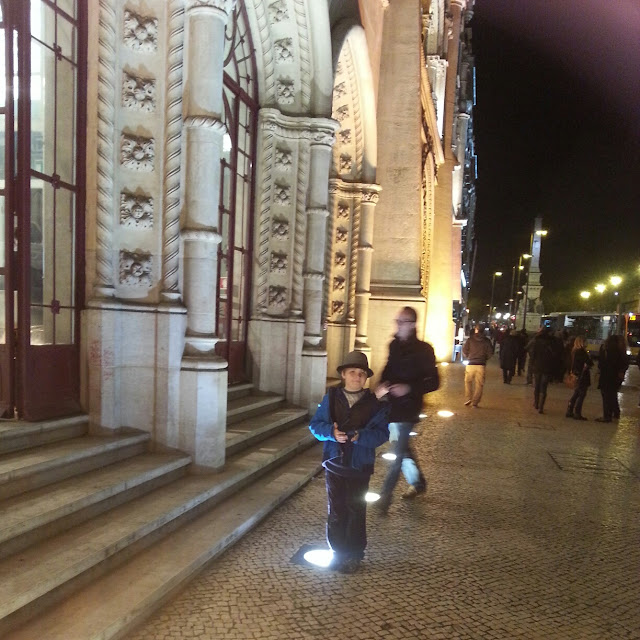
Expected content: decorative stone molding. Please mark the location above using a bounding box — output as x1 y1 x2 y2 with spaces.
333 82 346 99
306 207 329 218
335 227 349 243
274 38 294 63
269 0 289 23
337 203 349 219
183 115 227 132
274 183 292 206
268 285 287 309
272 218 290 239
333 276 345 291
121 134 155 171
332 300 345 315
260 109 338 147
335 252 347 267
270 251 288 274
186 0 236 13
274 146 293 170
182 229 223 243
338 129 352 145
122 72 156 112
119 250 153 286
339 154 352 172
303 272 325 281
120 192 154 228
361 191 380 204
276 77 295 105
335 105 349 123
123 10 158 52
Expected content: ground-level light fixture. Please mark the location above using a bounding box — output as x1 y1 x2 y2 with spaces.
382 452 397 461
365 492 380 502
440 362 449 367
437 410 454 417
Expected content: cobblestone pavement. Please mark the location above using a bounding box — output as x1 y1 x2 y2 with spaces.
127 361 640 640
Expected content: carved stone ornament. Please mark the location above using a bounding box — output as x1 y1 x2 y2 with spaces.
272 218 290 239
333 276 345 291
274 38 294 63
339 154 352 172
361 191 380 204
120 192 154 228
270 251 288 274
123 10 158 53
122 72 156 112
274 182 292 206
121 134 155 172
276 78 295 105
187 0 235 12
268 285 287 309
337 203 349 219
335 252 347 267
332 300 345 315
275 146 293 170
119 250 153 286
338 129 352 145
269 0 289 22
335 105 349 123
333 82 346 99
335 227 349 243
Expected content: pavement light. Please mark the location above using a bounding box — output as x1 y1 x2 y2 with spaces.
440 362 449 367
409 431 417 436
303 549 334 568
365 492 380 502
382 452 397 461
419 413 427 419
462 360 469 365
437 410 454 417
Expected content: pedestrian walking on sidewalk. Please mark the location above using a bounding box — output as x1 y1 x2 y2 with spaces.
462 324 493 406
375 307 439 514
499 328 519 384
309 351 389 573
531 326 562 414
565 336 593 420
595 334 628 422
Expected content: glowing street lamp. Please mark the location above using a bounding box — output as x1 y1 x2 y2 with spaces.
610 275 622 287
595 283 606 293
580 291 591 299
488 271 502 323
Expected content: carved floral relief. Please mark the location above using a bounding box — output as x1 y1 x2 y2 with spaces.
123 10 158 52
121 134 155 172
122 72 156 112
270 252 288 274
337 203 349 219
119 250 153 286
275 147 293 171
335 227 349 243
274 183 292 206
120 192 154 228
274 38 294 63
272 219 290 239
268 285 287 309
276 78 295 105
269 0 289 22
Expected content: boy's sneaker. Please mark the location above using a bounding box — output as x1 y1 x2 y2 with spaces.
402 486 419 499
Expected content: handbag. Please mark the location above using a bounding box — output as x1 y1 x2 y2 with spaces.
563 353 578 389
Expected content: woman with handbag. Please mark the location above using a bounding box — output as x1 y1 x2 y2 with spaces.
565 336 593 420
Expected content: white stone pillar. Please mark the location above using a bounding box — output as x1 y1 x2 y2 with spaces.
178 0 234 469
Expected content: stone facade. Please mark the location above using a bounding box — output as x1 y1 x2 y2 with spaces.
80 0 476 467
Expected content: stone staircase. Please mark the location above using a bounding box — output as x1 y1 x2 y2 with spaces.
0 385 320 640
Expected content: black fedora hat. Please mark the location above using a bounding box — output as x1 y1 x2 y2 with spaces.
336 350 374 378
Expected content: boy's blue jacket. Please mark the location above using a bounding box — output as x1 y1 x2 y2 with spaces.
309 388 389 472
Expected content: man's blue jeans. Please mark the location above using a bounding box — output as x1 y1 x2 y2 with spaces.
380 422 426 498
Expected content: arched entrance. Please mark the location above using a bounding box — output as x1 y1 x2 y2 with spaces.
215 2 258 384
0 1 85 419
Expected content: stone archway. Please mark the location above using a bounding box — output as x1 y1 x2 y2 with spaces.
325 21 380 378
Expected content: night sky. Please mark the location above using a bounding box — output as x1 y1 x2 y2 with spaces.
470 0 640 318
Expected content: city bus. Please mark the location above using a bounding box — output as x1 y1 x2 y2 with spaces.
622 312 640 362
540 312 619 358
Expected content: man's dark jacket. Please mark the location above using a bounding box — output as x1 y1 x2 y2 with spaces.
380 333 438 423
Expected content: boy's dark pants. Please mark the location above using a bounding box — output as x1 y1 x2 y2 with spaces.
325 470 370 561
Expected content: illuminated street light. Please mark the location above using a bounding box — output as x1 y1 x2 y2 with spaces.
488 271 502 323
610 275 622 287
580 291 591 299
595 283 606 293
536 229 548 236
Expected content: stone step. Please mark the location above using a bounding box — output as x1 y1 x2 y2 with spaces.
226 382 254 402
4 445 322 640
226 392 285 426
0 432 150 501
0 452 191 560
225 404 308 456
0 424 318 637
0 415 89 455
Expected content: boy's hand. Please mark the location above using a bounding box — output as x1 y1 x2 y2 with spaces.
333 422 349 443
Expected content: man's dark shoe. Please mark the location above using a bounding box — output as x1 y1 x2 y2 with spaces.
595 417 611 423
565 410 573 418
573 415 587 421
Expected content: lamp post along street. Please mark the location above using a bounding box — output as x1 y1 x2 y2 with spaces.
489 271 502 324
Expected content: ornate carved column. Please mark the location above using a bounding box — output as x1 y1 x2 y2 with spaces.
181 0 233 358
178 0 234 469
355 186 381 352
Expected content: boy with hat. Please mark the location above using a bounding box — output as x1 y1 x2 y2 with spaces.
309 351 389 573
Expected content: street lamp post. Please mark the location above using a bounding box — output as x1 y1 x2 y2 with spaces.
488 271 502 323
